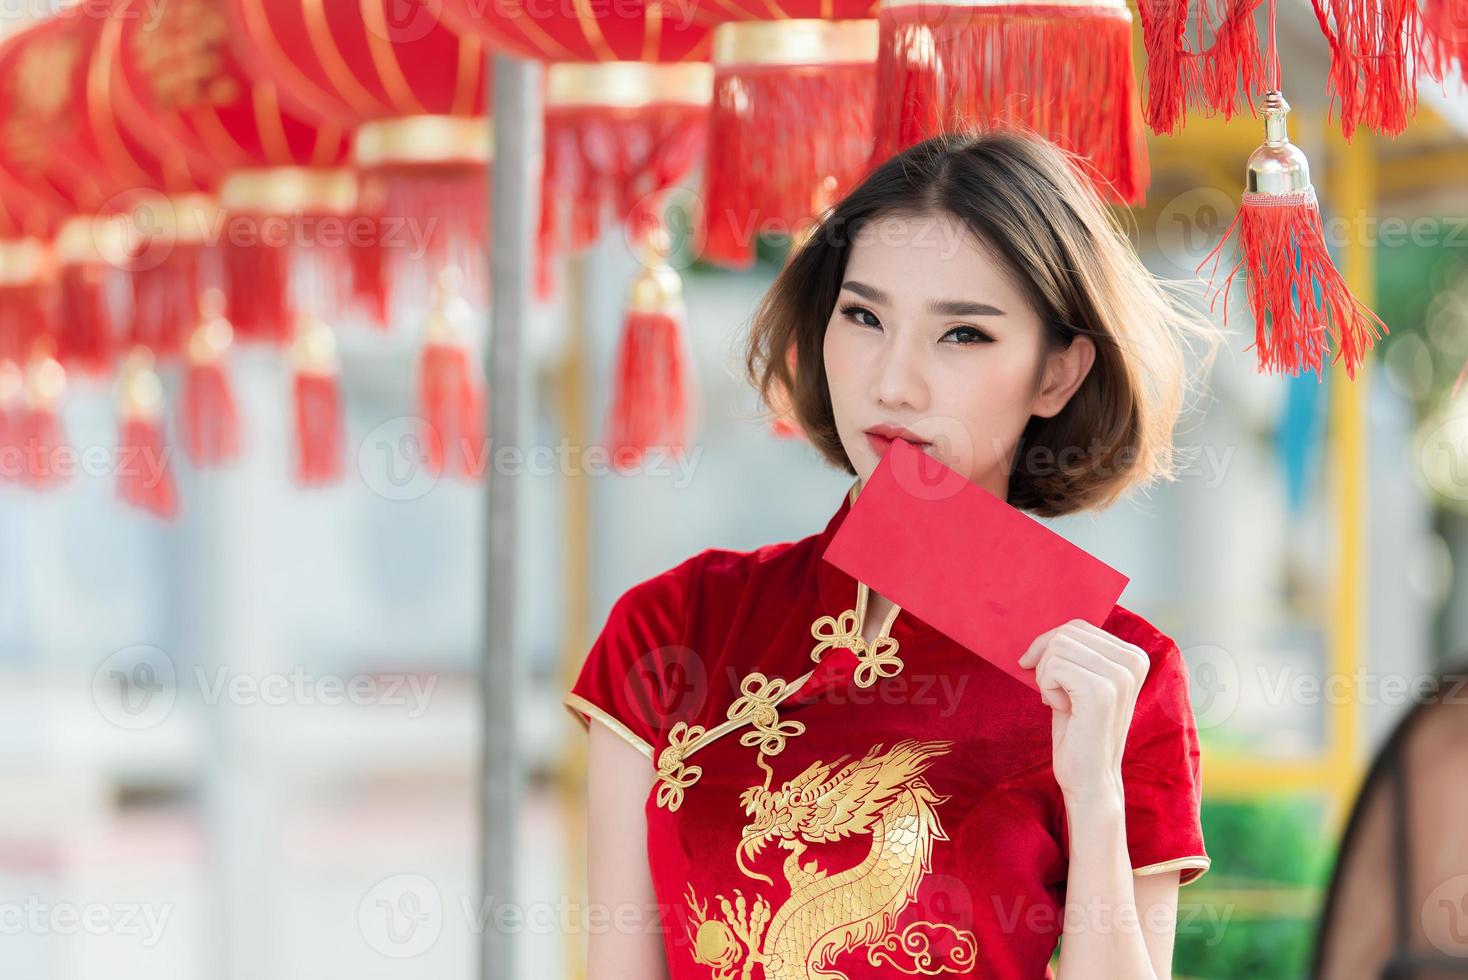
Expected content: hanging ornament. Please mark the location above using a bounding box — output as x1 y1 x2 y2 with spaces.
52 214 133 378
702 20 879 269
127 195 217 362
352 116 491 318
1137 0 1268 133
1199 92 1387 378
217 169 358 345
19 341 68 490
417 267 486 482
1199 0 1388 380
115 345 179 519
539 62 711 300
438 0 712 62
0 236 51 483
869 0 1149 204
290 310 344 487
107 0 357 346
606 224 695 471
182 288 241 468
225 0 492 320
1310 0 1422 138
1420 0 1468 86
0 358 21 482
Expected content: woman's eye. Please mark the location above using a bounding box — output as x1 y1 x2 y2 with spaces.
839 304 880 329
943 325 994 345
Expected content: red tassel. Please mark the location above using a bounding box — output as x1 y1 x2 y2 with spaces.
871 2 1149 205
606 254 694 471
1201 188 1387 379
347 210 390 330
292 372 343 487
116 348 179 520
18 348 70 490
183 361 240 467
291 314 344 487
128 241 201 361
539 102 707 292
117 416 178 517
1138 0 1267 133
1420 0 1468 84
355 164 489 315
703 51 877 269
419 343 486 481
222 219 293 345
418 269 486 480
182 293 241 467
0 360 21 484
1310 0 1421 137
0 280 52 368
56 263 119 377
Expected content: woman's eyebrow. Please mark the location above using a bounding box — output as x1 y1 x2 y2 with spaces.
841 280 1005 317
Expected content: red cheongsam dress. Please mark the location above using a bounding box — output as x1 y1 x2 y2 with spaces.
566 481 1210 979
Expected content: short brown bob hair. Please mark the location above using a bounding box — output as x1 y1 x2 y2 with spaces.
743 130 1220 519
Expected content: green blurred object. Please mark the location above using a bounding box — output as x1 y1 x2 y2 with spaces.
1171 797 1336 979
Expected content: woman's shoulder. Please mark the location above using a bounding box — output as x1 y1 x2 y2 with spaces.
1101 601 1181 663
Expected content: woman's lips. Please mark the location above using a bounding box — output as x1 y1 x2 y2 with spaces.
865 431 929 456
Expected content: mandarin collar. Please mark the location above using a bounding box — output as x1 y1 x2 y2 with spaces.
813 479 936 643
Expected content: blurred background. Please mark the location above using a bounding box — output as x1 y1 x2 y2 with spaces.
0 0 1466 978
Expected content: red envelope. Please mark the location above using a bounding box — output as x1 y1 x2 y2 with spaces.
822 437 1130 692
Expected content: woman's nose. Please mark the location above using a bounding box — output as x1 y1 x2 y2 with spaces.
871 334 928 412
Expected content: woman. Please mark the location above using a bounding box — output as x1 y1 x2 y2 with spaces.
566 130 1221 979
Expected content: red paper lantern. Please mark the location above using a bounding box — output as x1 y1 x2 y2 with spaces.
0 190 65 491
701 19 879 268
226 0 493 317
106 0 358 346
438 0 717 290
540 62 709 286
105 0 360 487
869 0 1149 205
436 0 715 62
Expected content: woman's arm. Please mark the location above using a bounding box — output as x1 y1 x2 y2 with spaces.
1018 620 1186 980
585 722 670 980
1054 789 1182 979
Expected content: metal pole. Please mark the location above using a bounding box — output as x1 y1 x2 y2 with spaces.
482 52 543 980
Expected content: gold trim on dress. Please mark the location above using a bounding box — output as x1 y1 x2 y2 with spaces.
729 672 807 756
655 721 707 811
652 666 819 810
1134 855 1212 886
563 692 654 760
810 580 905 688
651 549 909 810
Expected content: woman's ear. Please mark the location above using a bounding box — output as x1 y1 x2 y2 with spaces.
1031 336 1096 419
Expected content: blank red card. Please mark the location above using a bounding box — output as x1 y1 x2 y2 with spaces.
822 438 1129 692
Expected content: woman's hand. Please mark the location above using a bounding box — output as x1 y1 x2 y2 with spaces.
1017 619 1151 810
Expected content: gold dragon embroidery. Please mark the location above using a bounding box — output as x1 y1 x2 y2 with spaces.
683 738 979 979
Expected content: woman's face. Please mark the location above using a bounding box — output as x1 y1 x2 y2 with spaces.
822 210 1095 497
